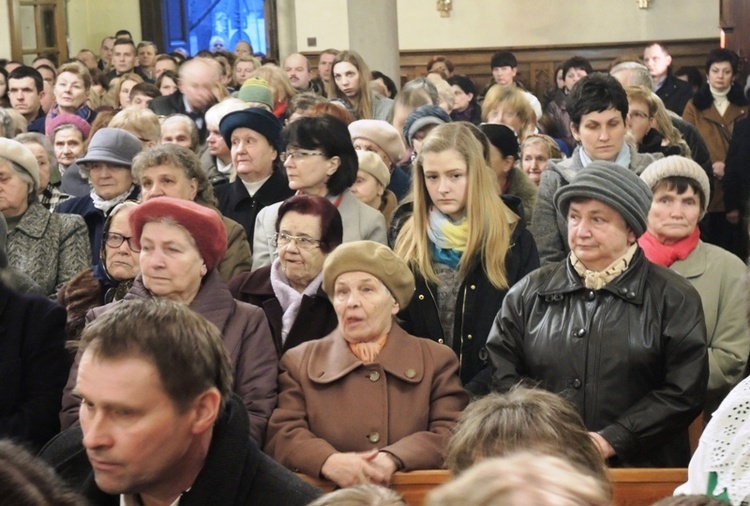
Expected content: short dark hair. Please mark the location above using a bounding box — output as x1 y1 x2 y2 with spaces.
276 195 343 253
8 66 43 94
137 41 157 52
282 115 357 195
645 42 670 56
371 71 398 99
115 29 132 39
562 56 593 79
113 38 136 53
490 51 517 69
652 175 706 211
566 73 628 127
705 48 739 75
78 298 233 412
130 82 161 100
447 74 477 97
427 55 455 74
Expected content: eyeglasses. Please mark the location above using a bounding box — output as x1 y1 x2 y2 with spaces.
271 232 321 250
627 111 650 121
104 232 141 252
280 150 325 162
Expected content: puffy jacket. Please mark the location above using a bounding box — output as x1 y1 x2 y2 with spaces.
398 209 539 394
487 248 708 467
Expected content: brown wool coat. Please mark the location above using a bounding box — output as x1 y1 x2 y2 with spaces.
264 322 469 478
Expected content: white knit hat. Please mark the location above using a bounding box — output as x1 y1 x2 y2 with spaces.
640 156 711 214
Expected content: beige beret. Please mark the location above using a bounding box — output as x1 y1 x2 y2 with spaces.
640 155 711 214
348 119 406 165
322 240 415 309
357 150 391 187
0 138 40 192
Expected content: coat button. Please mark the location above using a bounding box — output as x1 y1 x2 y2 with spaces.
470 285 476 290
368 432 380 443
619 287 628 295
572 378 582 389
627 291 635 299
405 368 416 378
438 338 444 344
586 290 595 301
418 294 425 300
573 328 586 338
369 370 380 382
467 334 473 340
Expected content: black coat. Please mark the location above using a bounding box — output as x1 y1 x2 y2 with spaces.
656 73 694 115
215 170 294 245
40 395 323 506
0 282 69 450
398 209 539 394
488 248 708 467
228 265 338 356
723 116 750 213
149 91 212 142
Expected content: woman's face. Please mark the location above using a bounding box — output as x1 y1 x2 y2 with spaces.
119 79 138 107
350 170 383 209
564 67 588 92
0 160 31 218
53 128 85 168
647 185 701 245
140 221 206 304
139 164 198 202
451 85 472 113
571 107 626 162
556 68 565 90
230 127 277 183
104 209 140 281
88 163 134 200
332 271 397 344
333 61 361 98
25 142 51 190
234 62 255 86
708 61 734 92
422 148 468 221
626 99 655 144
55 71 88 111
487 104 524 135
159 76 178 96
283 146 338 197
521 141 550 185
277 211 328 291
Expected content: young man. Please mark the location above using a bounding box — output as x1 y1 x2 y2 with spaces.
7 66 46 133
45 298 321 505
643 42 693 115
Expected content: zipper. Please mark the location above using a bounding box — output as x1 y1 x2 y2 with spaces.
457 284 468 379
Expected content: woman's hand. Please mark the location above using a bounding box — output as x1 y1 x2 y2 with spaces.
712 161 726 180
371 452 399 483
320 450 388 487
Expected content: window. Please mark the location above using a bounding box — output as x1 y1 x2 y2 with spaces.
8 0 67 65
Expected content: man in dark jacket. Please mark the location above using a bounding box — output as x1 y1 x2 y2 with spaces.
488 161 708 468
46 298 321 506
644 43 694 115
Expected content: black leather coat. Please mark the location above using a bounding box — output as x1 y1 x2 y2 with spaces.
487 248 708 467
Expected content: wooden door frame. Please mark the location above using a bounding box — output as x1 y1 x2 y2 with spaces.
7 0 68 64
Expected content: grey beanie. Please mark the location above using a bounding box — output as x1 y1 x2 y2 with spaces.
554 161 653 237
403 105 452 148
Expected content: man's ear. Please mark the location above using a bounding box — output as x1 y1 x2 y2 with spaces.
190 388 221 434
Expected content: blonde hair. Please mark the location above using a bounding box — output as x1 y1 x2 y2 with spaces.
520 133 562 160
328 50 374 120
481 85 535 141
426 453 612 506
394 122 514 289
109 106 161 144
252 64 296 106
57 61 92 91
112 72 144 108
625 86 691 157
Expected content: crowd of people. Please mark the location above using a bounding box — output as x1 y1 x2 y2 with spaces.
1 31 750 505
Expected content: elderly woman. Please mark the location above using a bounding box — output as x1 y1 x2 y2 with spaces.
56 128 141 265
0 138 90 296
47 114 90 178
60 197 278 444
348 120 409 201
488 161 708 467
531 73 660 265
203 98 247 186
108 106 161 149
15 132 70 211
253 114 387 270
132 143 252 282
639 156 750 415
626 86 691 158
265 240 468 487
229 195 342 355
519 133 563 186
56 201 139 339
351 151 397 228
482 85 536 143
46 61 97 130
683 48 748 259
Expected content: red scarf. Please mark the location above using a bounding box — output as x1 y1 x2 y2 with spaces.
638 228 700 267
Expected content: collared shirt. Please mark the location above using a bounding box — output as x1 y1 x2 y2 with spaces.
38 183 70 212
121 495 180 506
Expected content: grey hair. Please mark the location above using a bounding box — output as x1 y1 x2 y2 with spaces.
161 114 200 152
0 158 36 200
610 62 653 90
15 132 58 176
0 109 14 139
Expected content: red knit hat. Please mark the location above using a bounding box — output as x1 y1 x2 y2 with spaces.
130 197 227 271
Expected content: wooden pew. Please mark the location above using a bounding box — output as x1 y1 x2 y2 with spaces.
300 467 688 506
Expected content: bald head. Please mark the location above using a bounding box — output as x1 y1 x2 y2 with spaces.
178 58 219 112
284 53 312 91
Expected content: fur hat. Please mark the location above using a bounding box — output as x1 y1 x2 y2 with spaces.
348 119 406 165
130 197 227 271
356 150 390 187
238 77 274 110
0 138 40 192
554 161 653 237
322 240 415 309
220 108 282 152
403 105 451 148
640 156 711 215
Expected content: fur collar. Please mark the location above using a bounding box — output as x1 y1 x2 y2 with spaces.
692 83 748 111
